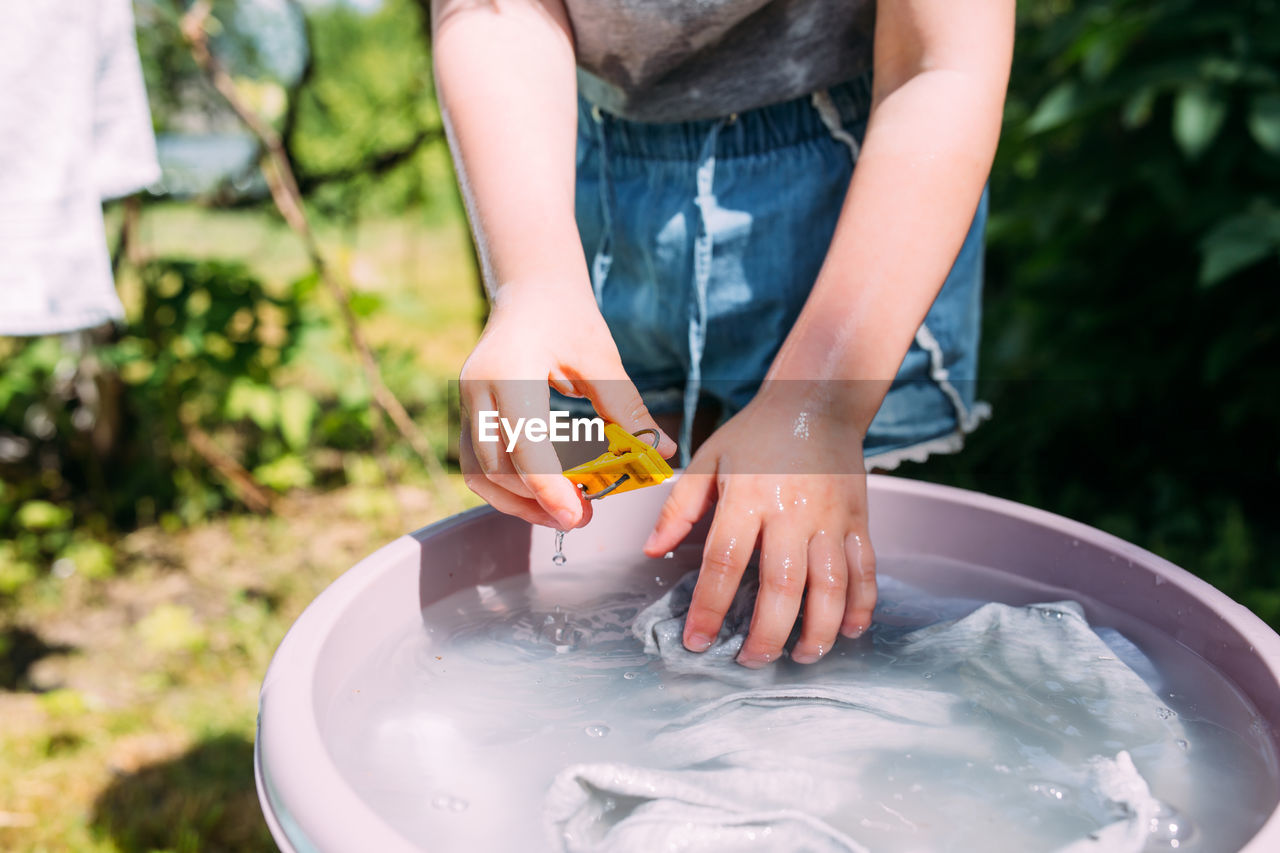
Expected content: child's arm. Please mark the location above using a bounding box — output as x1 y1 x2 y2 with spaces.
433 0 675 531
645 0 1016 665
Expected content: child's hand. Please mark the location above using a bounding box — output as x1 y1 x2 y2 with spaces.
642 387 876 667
459 283 676 531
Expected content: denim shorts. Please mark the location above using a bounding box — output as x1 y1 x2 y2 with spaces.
567 73 989 470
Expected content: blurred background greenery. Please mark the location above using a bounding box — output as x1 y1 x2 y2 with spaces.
0 0 1276 849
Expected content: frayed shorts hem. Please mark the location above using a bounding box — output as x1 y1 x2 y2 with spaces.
864 401 992 472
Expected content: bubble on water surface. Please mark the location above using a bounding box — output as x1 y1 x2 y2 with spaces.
1148 803 1194 846
1029 781 1070 802
540 606 581 652
431 795 469 812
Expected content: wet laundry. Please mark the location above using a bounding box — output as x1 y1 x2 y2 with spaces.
545 571 1187 853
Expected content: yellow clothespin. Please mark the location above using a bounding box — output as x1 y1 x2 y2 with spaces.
563 424 673 500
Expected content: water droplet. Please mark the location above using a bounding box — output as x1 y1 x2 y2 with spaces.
663 551 674 559
552 530 566 565
432 795 469 812
1175 738 1189 751
1156 707 1176 720
922 671 934 679
623 671 639 680
584 724 611 738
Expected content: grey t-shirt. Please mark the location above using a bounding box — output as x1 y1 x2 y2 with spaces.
566 0 876 123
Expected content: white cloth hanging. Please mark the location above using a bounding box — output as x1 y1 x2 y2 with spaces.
0 0 159 336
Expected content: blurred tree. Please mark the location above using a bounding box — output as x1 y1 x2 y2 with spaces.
135 0 450 219
922 0 1280 622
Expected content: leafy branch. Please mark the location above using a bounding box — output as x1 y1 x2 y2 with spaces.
176 0 459 511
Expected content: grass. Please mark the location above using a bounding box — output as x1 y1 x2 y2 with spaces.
0 486 456 851
1 202 484 851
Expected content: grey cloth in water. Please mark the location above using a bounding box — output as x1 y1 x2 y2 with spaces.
633 567 769 684
545 571 1186 853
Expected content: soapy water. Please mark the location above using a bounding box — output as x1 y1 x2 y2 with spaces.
323 550 1278 852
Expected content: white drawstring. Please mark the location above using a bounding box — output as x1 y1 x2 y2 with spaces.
682 118 728 466
811 90 861 162
590 105 613 302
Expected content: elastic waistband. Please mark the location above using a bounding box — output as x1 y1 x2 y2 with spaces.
579 72 873 161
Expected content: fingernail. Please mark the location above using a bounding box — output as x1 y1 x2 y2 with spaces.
735 651 772 669
791 648 822 665
841 623 867 639
643 530 660 552
684 632 713 652
556 508 577 530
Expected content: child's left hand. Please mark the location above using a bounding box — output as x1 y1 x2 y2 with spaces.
642 388 877 667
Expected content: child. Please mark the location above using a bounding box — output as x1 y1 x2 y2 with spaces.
434 0 1014 667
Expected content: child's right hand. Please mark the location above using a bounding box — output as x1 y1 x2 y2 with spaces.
458 282 676 531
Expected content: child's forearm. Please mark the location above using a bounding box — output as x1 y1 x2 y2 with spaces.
432 0 587 301
765 0 1015 430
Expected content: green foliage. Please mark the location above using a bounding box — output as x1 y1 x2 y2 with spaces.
0 259 387 597
288 0 459 222
135 0 462 224
0 544 39 596
135 0 298 135
1200 200 1280 285
920 0 1280 625
137 603 208 655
